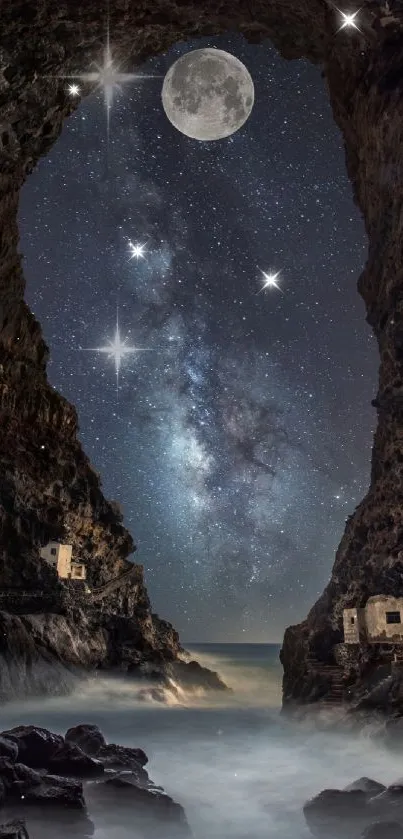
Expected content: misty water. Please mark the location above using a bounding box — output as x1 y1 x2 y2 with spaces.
1 644 402 839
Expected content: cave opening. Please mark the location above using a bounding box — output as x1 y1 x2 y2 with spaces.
1 1 402 709
17 25 377 644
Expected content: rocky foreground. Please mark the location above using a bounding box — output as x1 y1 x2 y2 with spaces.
304 776 403 838
0 723 191 839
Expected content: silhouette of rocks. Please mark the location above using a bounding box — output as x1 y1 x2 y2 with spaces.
168 659 227 692
47 743 104 779
0 724 189 838
86 773 191 837
0 822 29 839
361 823 403 839
344 778 386 797
19 774 85 809
65 725 106 758
304 777 403 838
97 744 148 779
304 788 369 836
0 743 18 765
0 727 63 769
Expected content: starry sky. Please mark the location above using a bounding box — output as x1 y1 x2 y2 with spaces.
19 34 377 642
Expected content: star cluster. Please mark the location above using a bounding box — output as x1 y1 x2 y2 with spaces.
19 34 376 641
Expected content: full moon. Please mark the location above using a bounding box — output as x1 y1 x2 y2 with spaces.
161 48 255 142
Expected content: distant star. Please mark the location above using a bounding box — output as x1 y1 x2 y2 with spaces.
82 307 151 397
128 241 148 261
54 26 160 139
67 84 80 97
258 270 283 294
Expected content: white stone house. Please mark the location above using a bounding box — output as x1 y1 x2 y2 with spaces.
343 595 403 644
40 542 86 581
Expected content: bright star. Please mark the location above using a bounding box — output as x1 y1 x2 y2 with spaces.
337 9 361 31
128 241 147 261
67 83 80 97
52 26 160 139
82 307 151 397
257 270 283 294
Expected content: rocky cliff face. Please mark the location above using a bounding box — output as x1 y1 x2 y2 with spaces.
1 1 403 705
281 4 403 711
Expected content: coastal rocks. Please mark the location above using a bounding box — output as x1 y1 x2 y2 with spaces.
0 760 92 839
361 823 403 839
65 725 106 758
17 774 85 809
46 744 104 779
0 759 42 794
303 788 369 836
0 727 63 768
86 774 191 837
167 659 228 692
0 743 17 764
134 657 228 703
0 724 189 838
345 778 386 796
0 823 29 839
65 724 148 773
0 604 227 703
96 744 148 778
304 777 403 838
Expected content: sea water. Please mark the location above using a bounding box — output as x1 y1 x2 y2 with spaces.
0 643 402 838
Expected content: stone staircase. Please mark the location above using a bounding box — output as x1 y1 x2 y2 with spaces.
307 655 345 703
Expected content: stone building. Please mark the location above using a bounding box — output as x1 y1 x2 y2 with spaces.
343 595 403 644
40 542 86 581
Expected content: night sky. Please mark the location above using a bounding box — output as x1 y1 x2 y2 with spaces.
19 34 377 642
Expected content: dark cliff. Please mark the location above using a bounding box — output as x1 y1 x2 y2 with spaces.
1 1 403 705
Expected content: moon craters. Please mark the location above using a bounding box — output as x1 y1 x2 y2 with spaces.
161 48 255 142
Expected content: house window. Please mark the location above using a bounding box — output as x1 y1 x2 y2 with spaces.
386 611 401 624
351 617 355 625
50 547 57 556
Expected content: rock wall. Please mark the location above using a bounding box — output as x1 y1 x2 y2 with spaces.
280 8 403 710
1 1 403 705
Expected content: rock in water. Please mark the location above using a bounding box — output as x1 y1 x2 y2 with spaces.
65 725 106 757
304 780 403 838
19 774 86 809
0 727 63 768
344 778 387 797
361 824 403 839
167 659 228 692
86 774 191 837
0 759 42 793
368 782 403 822
303 788 369 836
97 743 148 773
0 823 29 839
0 722 189 838
47 743 104 778
0 739 18 763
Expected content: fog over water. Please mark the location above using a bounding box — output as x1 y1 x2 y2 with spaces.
1 645 402 839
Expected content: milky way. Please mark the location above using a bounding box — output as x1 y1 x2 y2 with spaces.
19 35 377 641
